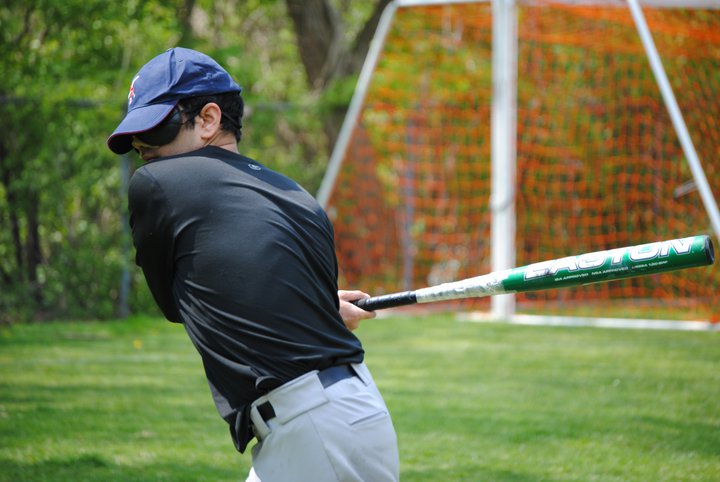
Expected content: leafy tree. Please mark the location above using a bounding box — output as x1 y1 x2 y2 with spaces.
0 0 390 322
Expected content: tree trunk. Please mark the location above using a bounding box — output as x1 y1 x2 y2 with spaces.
177 0 197 46
284 0 392 149
0 143 16 285
0 167 24 275
25 194 44 305
284 0 343 89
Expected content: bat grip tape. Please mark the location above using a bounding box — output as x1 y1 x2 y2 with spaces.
352 291 417 311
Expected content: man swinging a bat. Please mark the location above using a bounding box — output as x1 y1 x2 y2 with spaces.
107 48 399 482
106 46 715 482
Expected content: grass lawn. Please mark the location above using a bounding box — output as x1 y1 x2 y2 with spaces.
1 314 718 481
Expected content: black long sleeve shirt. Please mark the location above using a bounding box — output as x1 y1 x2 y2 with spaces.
128 146 364 452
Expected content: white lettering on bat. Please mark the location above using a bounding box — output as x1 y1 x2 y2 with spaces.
524 237 694 281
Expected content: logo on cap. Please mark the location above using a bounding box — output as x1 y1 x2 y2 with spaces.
128 75 140 106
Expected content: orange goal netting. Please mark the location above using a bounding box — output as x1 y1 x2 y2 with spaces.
325 1 720 322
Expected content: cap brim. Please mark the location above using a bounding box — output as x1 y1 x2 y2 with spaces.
107 102 177 154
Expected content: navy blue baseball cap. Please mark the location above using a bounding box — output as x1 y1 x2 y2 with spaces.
107 47 242 154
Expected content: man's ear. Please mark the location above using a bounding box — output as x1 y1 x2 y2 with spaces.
197 102 223 139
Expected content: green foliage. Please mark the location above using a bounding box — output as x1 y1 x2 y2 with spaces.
0 1 374 322
0 0 182 322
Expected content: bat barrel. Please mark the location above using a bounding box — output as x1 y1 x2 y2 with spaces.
505 234 714 294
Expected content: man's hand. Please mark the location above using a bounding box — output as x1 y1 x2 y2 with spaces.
338 290 376 331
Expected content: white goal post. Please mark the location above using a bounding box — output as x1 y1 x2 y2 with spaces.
318 0 720 328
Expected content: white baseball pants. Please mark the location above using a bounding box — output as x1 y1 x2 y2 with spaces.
245 362 399 482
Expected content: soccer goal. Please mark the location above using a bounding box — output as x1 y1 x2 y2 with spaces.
318 0 720 328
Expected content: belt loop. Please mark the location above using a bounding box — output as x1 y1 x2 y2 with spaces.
351 362 372 386
250 404 271 440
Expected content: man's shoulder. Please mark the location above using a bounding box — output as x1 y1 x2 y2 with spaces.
139 147 260 172
131 147 317 205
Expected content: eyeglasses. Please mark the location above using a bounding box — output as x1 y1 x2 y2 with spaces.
134 107 184 148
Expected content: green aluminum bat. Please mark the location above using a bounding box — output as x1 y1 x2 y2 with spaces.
353 235 715 311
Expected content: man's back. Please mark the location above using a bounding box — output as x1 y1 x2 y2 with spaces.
128 146 364 408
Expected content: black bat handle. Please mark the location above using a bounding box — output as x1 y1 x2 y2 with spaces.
352 291 418 311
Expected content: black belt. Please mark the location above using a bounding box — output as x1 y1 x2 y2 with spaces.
256 365 357 423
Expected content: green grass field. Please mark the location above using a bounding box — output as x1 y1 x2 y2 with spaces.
1 314 718 481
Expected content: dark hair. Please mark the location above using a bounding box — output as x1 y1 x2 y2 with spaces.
178 91 244 141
